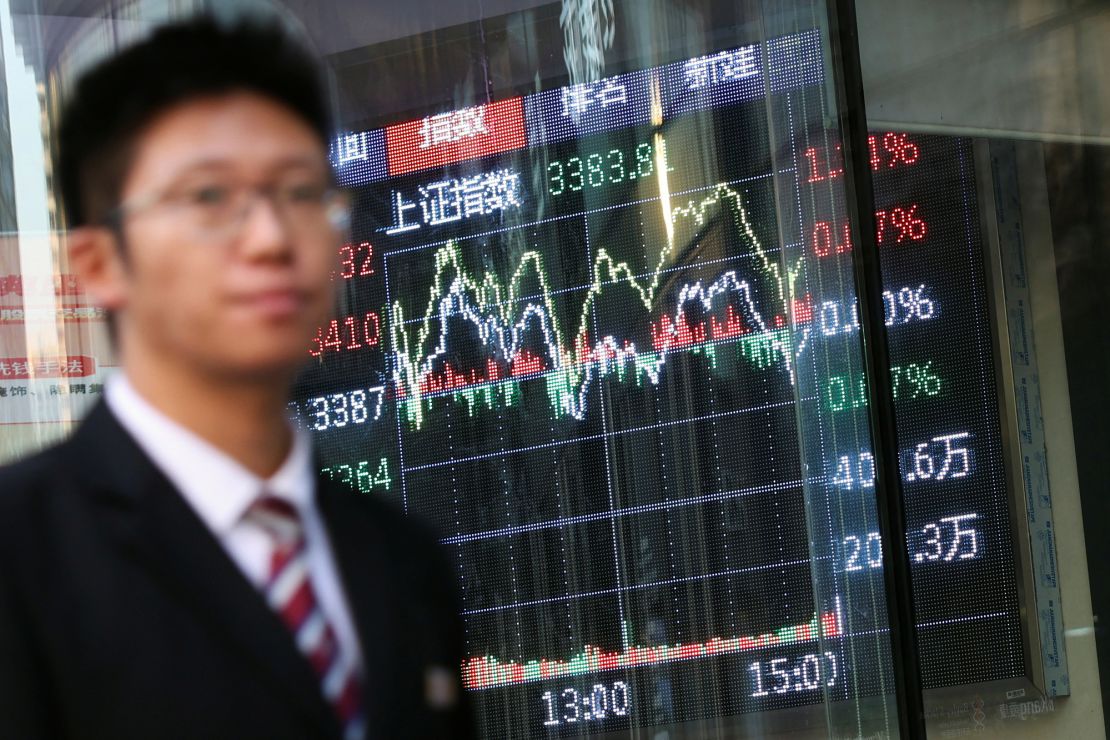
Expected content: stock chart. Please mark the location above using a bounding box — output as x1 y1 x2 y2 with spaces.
294 28 1024 736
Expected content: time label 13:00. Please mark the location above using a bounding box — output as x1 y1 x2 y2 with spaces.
541 681 630 726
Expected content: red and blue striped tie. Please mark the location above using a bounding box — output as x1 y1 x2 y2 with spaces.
249 496 364 739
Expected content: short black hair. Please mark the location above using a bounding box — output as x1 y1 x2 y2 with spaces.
57 16 332 227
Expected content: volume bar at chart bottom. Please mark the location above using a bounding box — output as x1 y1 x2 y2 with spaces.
463 600 844 690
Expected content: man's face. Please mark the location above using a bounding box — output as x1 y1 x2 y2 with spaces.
101 92 340 380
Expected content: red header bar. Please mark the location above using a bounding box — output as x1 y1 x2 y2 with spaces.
0 356 96 379
385 98 527 176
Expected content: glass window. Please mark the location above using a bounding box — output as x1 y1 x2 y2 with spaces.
1 0 1105 737
291 2 901 735
855 0 1107 737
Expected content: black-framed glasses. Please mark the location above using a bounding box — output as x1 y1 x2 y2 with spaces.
103 180 351 243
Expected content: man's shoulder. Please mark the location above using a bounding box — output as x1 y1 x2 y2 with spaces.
0 437 91 554
0 404 123 520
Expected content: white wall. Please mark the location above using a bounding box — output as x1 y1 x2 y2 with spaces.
858 0 1110 144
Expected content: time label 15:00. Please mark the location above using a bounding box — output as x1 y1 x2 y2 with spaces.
749 652 839 697
548 141 673 196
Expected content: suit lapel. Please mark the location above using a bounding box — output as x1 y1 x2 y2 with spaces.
69 402 340 736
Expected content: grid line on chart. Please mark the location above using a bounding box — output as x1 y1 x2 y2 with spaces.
401 396 815 472
839 611 1016 639
441 476 818 545
461 555 827 616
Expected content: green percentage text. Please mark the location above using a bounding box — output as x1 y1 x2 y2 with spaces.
825 361 943 412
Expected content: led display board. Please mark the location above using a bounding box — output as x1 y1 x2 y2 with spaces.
296 27 1028 736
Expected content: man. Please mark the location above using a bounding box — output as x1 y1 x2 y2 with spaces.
0 18 472 740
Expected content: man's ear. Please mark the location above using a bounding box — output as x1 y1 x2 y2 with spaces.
66 227 128 311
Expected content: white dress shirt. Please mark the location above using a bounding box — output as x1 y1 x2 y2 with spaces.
105 374 363 675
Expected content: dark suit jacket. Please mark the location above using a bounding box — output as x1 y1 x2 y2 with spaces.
0 401 474 739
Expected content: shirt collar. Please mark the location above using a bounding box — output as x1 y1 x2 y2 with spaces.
105 373 314 535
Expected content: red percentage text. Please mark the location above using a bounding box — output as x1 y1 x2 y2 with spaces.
811 204 929 257
803 133 921 184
